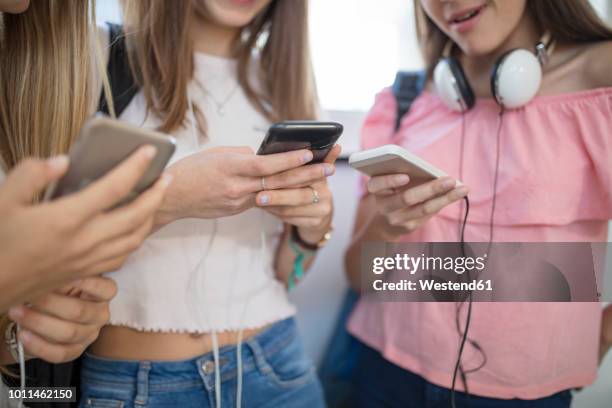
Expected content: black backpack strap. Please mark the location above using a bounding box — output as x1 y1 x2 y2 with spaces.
97 23 139 117
392 70 426 132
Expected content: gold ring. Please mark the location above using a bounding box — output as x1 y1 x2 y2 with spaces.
309 186 320 204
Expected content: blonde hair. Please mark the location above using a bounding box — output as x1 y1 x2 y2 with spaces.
0 0 113 169
121 0 318 134
0 0 111 374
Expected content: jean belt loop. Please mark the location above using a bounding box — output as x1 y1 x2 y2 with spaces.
134 361 152 406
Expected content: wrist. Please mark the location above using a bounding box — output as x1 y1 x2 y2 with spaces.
296 218 332 246
366 214 406 242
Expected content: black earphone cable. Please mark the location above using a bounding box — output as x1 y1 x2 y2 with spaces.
450 108 504 408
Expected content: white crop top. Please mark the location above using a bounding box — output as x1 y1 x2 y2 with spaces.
106 52 296 332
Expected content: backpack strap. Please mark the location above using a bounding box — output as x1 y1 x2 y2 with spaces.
97 23 139 117
392 70 426 132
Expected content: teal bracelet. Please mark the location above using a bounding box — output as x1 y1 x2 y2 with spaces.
288 239 315 290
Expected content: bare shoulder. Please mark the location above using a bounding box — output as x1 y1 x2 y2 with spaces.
583 40 612 88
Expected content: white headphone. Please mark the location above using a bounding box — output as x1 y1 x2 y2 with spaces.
433 32 555 111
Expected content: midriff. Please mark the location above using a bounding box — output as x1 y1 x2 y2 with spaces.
89 324 269 361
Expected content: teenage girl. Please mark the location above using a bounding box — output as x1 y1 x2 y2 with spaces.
0 0 170 374
345 0 612 407
80 1 336 407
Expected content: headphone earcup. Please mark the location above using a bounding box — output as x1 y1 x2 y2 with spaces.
490 49 542 109
434 57 476 112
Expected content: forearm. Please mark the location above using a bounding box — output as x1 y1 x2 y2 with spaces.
0 258 40 314
152 182 187 232
345 213 400 292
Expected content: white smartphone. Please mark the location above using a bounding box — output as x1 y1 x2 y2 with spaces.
348 144 461 187
44 116 177 204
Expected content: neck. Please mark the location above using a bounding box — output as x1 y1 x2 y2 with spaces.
191 15 240 58
460 12 541 94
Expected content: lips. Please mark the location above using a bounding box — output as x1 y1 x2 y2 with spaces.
447 4 487 32
230 0 255 5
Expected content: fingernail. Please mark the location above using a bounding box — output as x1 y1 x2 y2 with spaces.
324 164 335 176
456 186 469 196
259 194 269 205
47 155 69 171
303 151 313 164
395 174 410 185
142 145 157 159
441 178 455 189
18 330 31 343
8 306 24 321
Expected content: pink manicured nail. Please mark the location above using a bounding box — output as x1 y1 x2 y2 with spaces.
441 178 455 189
303 151 314 164
395 174 410 185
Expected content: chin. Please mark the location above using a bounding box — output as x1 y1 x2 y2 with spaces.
199 0 271 28
2 0 31 13
453 35 504 57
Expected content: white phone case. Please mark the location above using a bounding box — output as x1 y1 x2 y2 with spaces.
348 144 462 187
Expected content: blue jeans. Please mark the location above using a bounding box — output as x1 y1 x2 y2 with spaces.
350 340 573 408
79 318 324 408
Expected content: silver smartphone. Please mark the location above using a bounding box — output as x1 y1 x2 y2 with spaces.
348 144 462 188
44 116 176 204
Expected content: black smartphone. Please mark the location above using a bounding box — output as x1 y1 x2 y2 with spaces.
44 116 176 204
257 121 343 163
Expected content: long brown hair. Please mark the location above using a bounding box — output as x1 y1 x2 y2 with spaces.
121 0 318 134
0 0 109 374
415 0 612 78
0 0 110 169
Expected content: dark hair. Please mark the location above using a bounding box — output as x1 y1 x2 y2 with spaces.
415 0 612 78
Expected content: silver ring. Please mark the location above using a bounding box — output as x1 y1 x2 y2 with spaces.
309 186 320 204
261 177 267 191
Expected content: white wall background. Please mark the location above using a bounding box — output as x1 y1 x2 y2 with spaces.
96 1 612 405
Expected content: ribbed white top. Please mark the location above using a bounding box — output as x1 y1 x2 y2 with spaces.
106 52 295 332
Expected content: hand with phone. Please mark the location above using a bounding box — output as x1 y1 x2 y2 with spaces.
349 145 468 238
366 174 468 237
155 146 336 226
0 147 171 313
3 276 117 364
255 145 341 242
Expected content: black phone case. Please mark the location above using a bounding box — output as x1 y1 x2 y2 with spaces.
257 121 343 163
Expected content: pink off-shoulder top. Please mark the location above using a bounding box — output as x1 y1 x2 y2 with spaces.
348 87 612 399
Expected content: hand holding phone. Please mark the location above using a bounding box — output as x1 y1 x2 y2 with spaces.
349 144 468 237
45 116 176 204
0 145 172 310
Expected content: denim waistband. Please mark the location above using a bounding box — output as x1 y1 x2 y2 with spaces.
81 317 298 394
